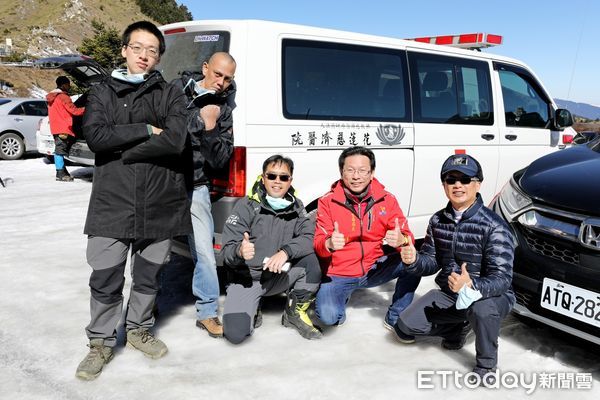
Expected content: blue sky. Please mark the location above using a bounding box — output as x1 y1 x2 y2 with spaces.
178 0 599 105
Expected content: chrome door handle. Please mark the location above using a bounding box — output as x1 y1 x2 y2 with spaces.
481 134 495 141
505 134 517 141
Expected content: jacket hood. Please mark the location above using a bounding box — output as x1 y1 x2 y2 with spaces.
45 89 65 105
248 175 301 214
519 144 600 215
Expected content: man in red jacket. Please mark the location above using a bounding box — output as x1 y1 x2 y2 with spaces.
46 76 85 181
314 146 421 329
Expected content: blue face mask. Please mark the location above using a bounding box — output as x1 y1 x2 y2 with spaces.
265 194 292 210
456 284 483 310
111 68 147 84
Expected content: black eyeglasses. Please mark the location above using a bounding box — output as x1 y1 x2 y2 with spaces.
444 176 479 185
265 173 291 182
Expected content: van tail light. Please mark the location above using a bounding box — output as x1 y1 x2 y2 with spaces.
37 119 43 131
210 146 246 197
562 134 574 144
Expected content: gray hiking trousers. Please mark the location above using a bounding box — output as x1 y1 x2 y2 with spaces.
223 253 321 344
84 236 171 347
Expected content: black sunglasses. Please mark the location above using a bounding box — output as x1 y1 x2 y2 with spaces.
265 173 291 182
444 176 479 185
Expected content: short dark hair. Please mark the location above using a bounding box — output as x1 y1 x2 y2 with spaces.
262 154 294 175
122 21 165 56
56 76 70 87
338 146 376 172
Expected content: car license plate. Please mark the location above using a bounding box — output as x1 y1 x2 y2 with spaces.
540 278 600 328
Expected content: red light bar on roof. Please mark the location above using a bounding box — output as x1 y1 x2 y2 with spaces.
164 27 186 35
408 33 503 49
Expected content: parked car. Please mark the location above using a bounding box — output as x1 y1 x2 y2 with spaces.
0 97 48 160
491 135 600 345
35 55 107 166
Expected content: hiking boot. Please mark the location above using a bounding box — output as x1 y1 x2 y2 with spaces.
196 317 224 338
281 292 322 340
126 328 168 359
75 339 114 381
392 324 416 344
441 322 471 350
56 168 73 182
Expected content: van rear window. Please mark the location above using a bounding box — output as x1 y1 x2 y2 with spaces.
159 31 230 82
282 39 410 122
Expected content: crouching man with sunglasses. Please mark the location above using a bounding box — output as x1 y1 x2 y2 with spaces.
314 146 421 329
220 155 322 343
393 154 516 386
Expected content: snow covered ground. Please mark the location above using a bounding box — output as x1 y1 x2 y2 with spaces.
0 157 599 400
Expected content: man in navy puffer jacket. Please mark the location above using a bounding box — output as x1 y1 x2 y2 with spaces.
393 154 515 385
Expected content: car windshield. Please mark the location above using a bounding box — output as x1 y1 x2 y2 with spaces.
587 135 600 152
158 31 230 82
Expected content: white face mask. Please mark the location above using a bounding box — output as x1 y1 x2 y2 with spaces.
265 194 292 210
111 69 147 84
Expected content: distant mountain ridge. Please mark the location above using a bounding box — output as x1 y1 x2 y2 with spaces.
554 98 600 120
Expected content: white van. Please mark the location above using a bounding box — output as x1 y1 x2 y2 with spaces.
158 19 573 255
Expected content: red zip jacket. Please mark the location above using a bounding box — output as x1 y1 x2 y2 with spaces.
314 178 414 278
46 89 85 136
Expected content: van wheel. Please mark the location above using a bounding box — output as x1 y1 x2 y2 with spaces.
0 132 25 160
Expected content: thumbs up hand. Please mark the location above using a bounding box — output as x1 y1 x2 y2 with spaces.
385 217 407 248
239 232 255 260
400 242 417 265
448 262 472 293
327 221 346 251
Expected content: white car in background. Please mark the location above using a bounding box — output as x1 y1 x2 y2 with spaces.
0 97 48 160
35 55 107 166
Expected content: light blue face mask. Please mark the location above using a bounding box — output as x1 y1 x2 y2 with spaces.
265 194 292 210
111 68 147 84
456 284 483 310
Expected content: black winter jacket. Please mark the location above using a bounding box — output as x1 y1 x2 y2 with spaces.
82 71 192 240
407 194 515 300
221 179 315 278
173 71 235 187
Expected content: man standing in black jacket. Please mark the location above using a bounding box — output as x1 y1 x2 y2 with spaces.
394 154 515 386
75 21 191 380
182 52 236 338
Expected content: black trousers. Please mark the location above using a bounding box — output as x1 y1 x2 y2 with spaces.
396 289 513 369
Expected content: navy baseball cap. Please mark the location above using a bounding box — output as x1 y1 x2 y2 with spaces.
440 154 483 181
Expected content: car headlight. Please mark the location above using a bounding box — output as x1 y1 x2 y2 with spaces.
499 177 532 219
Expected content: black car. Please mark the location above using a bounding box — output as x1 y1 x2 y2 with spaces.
491 136 600 345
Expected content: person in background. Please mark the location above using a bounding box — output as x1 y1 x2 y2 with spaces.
220 155 322 344
46 75 85 181
176 52 237 338
395 153 515 386
75 21 190 381
313 146 420 329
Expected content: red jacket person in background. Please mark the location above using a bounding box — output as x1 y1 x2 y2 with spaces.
46 76 84 181
314 146 420 329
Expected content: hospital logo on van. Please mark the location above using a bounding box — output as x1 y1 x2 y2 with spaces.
376 124 405 146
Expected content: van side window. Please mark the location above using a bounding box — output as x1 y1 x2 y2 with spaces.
496 64 550 129
409 52 493 125
282 39 410 122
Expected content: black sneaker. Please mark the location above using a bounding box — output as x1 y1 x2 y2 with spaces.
441 322 471 350
392 324 415 344
56 168 74 182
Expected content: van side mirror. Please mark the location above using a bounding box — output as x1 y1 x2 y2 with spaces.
554 108 573 129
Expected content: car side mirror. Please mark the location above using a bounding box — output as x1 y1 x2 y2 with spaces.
554 108 573 129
